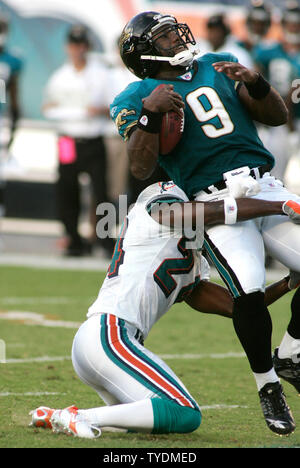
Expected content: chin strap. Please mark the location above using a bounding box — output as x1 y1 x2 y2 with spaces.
141 49 197 67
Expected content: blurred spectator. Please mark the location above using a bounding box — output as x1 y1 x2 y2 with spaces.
0 10 23 221
253 0 300 182
42 24 113 257
0 10 23 149
105 42 135 210
238 0 272 54
197 13 254 68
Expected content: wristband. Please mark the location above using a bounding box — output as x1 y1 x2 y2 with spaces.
137 107 163 133
224 197 238 225
244 73 271 100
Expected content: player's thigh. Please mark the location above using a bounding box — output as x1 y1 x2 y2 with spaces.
204 220 265 297
262 215 300 272
253 176 300 271
72 315 150 403
72 314 198 409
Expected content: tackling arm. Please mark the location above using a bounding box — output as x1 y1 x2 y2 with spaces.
185 277 292 319
150 197 300 228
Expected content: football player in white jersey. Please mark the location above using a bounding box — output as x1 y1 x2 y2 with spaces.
30 182 300 438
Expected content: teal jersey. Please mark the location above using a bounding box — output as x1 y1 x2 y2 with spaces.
0 48 23 81
0 48 23 113
110 52 274 198
237 38 275 60
254 42 300 118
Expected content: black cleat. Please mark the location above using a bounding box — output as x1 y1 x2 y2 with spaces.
258 382 295 436
273 347 300 394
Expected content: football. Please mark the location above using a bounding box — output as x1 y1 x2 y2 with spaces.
159 109 184 155
153 84 184 155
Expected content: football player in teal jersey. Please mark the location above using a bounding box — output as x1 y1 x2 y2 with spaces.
238 0 272 56
253 1 300 181
111 11 300 436
0 12 23 148
112 14 285 199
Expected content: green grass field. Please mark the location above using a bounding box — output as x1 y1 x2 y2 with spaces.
0 265 300 449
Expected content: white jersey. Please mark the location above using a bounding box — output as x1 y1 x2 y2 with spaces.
88 182 210 340
43 55 111 138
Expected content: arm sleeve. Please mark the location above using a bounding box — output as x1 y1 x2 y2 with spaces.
110 82 142 141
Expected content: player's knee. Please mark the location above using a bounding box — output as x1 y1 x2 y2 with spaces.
233 291 265 314
150 398 201 434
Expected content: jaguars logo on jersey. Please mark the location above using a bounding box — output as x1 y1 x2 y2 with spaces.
114 108 137 141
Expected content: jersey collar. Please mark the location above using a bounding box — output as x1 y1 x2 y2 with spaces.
176 59 198 82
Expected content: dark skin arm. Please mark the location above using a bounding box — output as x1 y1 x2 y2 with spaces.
150 197 287 228
185 277 291 319
127 84 184 180
212 61 288 127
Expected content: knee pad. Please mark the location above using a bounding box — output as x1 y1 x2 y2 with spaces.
150 398 201 434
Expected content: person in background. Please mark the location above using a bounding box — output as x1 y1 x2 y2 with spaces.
0 10 23 221
253 0 300 183
43 24 113 257
238 0 272 56
197 13 254 69
0 10 23 149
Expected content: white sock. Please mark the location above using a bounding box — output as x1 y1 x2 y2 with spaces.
278 331 300 359
253 368 280 391
78 399 154 433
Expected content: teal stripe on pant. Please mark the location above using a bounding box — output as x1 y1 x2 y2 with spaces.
204 237 243 298
100 314 199 410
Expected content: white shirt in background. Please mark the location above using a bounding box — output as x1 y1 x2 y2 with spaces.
43 55 111 138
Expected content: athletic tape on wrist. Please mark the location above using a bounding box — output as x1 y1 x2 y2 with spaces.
224 197 238 225
137 107 163 133
244 73 271 100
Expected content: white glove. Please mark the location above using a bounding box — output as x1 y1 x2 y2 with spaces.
224 167 261 198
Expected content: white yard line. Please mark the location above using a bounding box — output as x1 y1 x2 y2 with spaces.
2 352 246 364
0 391 246 411
0 311 82 328
0 297 90 305
4 355 71 364
0 392 65 397
159 352 246 359
199 404 248 410
0 253 110 271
